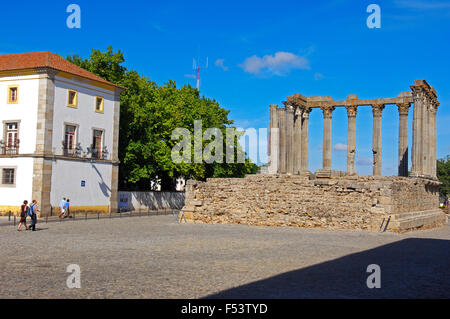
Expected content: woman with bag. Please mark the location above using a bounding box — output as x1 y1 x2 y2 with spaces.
17 200 29 231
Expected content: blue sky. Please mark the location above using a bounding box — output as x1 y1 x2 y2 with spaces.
1 0 449 175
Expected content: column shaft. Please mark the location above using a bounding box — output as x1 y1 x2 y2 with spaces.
294 108 302 174
411 85 425 176
268 105 279 174
429 104 438 178
278 108 287 174
300 109 310 172
286 105 295 174
397 103 410 177
372 104 384 176
346 106 357 175
321 106 334 170
423 101 429 175
268 105 273 158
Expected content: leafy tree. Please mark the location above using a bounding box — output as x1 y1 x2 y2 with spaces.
437 155 450 198
67 47 258 191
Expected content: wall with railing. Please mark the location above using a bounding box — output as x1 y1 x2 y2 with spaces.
118 191 185 212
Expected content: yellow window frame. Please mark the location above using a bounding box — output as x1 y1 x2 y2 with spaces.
7 85 19 104
95 96 104 113
67 89 78 108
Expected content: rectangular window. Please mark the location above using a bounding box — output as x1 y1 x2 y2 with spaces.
3 122 19 155
8 86 19 104
95 96 104 113
64 125 77 155
92 129 104 159
1 168 15 186
67 90 77 107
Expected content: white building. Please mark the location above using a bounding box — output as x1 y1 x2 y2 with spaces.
0 51 124 215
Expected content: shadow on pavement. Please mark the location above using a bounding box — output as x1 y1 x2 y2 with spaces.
205 238 450 299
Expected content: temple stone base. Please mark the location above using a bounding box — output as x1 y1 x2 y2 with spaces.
315 169 346 178
181 175 445 233
385 210 446 233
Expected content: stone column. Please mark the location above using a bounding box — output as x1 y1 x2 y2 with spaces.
372 104 385 176
268 104 274 159
321 105 334 170
278 107 287 174
300 107 311 173
423 98 430 176
294 107 303 174
268 105 279 174
285 104 295 174
429 100 439 178
410 82 426 176
397 103 410 177
345 105 357 175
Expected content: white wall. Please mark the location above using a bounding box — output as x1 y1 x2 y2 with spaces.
49 76 116 207
0 73 117 209
50 159 112 207
0 75 39 208
0 74 39 153
52 76 115 158
0 157 34 206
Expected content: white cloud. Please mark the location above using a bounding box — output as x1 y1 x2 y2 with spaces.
333 143 347 152
356 156 373 166
184 74 196 79
314 73 324 81
215 59 229 71
239 51 310 76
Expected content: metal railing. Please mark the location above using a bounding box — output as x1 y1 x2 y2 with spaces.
91 148 107 160
0 140 19 155
0 208 181 227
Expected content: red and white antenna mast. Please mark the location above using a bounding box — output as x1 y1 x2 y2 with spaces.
193 57 208 90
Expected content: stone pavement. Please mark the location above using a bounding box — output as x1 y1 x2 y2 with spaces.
0 215 449 298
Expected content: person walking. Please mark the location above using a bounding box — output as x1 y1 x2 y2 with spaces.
64 199 70 218
17 200 29 231
59 198 67 218
29 200 39 231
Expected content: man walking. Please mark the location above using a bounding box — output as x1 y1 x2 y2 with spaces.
64 199 71 218
29 200 39 231
59 197 67 218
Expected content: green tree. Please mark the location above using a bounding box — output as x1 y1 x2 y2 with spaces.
437 155 450 198
67 47 258 190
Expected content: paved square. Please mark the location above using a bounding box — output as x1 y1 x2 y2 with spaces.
0 216 449 298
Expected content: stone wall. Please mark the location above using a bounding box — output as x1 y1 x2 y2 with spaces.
182 175 445 233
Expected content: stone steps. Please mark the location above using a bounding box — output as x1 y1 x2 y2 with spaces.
388 210 446 232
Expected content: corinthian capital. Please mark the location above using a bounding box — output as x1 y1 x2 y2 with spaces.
429 100 440 113
320 104 335 118
372 104 385 117
345 105 358 117
302 107 311 119
396 103 411 115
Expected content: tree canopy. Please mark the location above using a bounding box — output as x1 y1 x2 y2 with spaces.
67 47 258 191
437 155 450 198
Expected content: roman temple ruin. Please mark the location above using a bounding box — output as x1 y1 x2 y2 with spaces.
182 80 446 232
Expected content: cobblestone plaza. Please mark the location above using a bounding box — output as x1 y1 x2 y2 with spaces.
0 216 449 298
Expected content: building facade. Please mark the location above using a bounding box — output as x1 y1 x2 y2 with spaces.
0 51 124 215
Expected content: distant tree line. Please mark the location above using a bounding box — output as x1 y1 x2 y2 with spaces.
67 47 258 191
437 155 450 198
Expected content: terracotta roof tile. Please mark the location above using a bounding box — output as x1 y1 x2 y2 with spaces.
0 51 125 89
